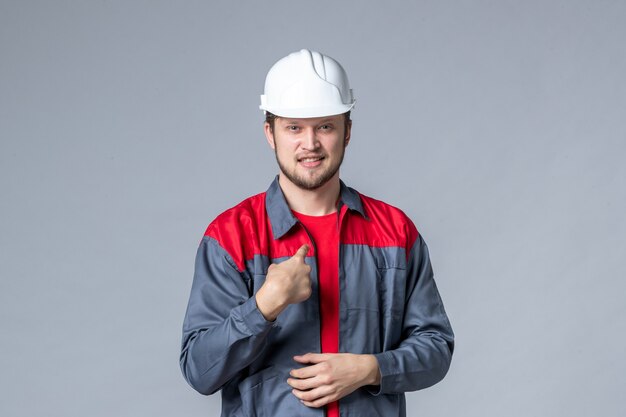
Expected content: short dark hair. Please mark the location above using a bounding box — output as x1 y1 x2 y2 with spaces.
265 111 352 134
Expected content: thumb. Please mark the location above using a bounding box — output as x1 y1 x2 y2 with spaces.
293 244 309 260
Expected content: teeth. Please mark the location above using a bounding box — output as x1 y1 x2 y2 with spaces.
300 157 322 162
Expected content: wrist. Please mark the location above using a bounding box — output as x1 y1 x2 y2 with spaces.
362 354 381 386
255 283 287 322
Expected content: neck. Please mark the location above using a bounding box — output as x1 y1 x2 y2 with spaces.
278 172 340 216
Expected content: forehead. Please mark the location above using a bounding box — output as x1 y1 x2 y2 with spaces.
275 114 344 125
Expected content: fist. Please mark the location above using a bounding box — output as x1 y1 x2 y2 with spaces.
256 244 312 321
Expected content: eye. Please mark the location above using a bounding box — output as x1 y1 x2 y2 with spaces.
319 124 333 131
287 125 300 132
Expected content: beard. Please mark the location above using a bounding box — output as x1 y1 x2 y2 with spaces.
274 145 345 191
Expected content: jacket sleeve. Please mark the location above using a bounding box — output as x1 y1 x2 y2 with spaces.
370 233 455 395
179 236 275 395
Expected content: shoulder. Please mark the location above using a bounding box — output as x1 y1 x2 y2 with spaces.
204 192 266 236
355 191 420 250
358 193 415 226
201 192 267 271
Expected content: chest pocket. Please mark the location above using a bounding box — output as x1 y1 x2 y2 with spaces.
341 245 407 353
341 245 407 314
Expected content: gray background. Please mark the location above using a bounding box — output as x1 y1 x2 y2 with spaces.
1 1 625 416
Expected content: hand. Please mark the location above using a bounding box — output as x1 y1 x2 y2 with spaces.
255 244 312 321
287 353 381 408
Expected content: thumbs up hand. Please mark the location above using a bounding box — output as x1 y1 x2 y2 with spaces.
255 244 313 322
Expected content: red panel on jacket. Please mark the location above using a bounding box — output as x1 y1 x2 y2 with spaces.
203 191 420 272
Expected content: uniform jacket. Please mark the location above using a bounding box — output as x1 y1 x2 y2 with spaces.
180 177 454 417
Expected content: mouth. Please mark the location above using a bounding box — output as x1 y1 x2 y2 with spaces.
298 156 325 168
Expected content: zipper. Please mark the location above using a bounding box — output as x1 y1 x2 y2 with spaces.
296 220 322 355
336 203 346 353
335 202 347 415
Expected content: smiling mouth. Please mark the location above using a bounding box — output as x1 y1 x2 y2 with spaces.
298 156 325 162
298 156 325 168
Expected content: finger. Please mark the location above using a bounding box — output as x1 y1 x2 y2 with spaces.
293 244 309 260
292 385 335 405
289 362 325 379
293 353 328 364
301 396 333 408
286 374 324 391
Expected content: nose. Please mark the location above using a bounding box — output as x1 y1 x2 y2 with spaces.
300 127 320 151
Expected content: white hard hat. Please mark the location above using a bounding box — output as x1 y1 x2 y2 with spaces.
260 49 355 118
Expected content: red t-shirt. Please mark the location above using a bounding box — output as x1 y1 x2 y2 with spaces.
292 210 340 417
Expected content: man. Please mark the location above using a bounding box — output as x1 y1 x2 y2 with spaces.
180 49 454 417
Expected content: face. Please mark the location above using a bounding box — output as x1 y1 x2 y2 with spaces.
265 114 351 191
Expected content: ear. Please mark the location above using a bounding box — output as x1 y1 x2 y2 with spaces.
344 119 352 147
264 122 276 150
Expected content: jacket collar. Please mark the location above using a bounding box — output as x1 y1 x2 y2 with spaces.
265 175 367 239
